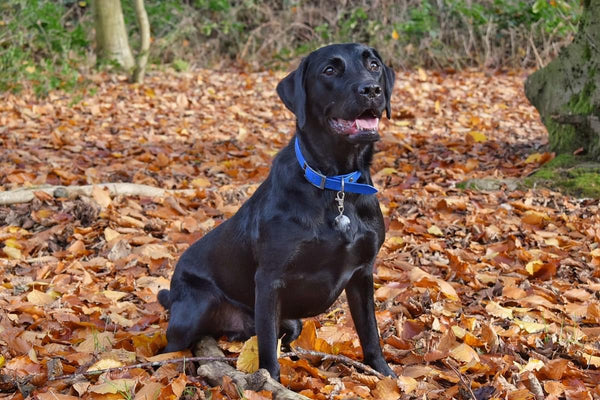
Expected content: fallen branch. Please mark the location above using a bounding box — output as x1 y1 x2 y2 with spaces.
283 347 386 380
47 355 238 382
39 338 384 398
0 183 196 205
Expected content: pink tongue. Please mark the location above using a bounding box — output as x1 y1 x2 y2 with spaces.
355 118 379 130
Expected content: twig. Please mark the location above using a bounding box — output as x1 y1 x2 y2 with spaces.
39 342 387 385
282 347 386 379
442 358 477 400
48 355 238 382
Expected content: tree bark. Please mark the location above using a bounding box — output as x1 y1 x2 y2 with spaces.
131 0 151 83
92 0 135 70
525 0 600 159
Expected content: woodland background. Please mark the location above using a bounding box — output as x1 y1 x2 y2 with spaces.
2 1 600 400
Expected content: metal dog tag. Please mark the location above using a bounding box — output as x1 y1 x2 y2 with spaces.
335 213 351 231
334 180 350 232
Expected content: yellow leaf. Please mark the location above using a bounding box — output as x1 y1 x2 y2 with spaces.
467 131 487 142
380 203 389 216
4 238 22 249
397 376 418 393
514 319 546 333
525 153 544 163
437 280 459 301
139 243 173 260
391 29 399 40
581 352 600 368
518 358 544 373
384 236 404 250
104 227 120 242
237 336 280 373
0 355 4 368
3 245 21 259
378 167 397 176
27 290 55 306
418 68 427 81
485 301 513 319
28 347 38 363
427 225 444 236
525 260 544 275
451 325 467 339
101 290 127 301
87 358 123 372
90 378 136 395
237 336 259 373
25 66 36 74
449 343 480 363
78 1 87 6
191 177 211 188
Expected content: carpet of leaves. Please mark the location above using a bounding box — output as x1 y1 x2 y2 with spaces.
1 68 599 400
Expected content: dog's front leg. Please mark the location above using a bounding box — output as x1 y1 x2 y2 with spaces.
346 265 396 377
254 271 282 380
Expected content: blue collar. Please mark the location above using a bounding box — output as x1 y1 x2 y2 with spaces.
294 137 378 194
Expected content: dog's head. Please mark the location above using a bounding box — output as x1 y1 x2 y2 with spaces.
277 43 395 144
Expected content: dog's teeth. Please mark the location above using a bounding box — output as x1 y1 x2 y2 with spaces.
355 118 379 131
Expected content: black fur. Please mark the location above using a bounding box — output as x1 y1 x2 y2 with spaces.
159 43 396 380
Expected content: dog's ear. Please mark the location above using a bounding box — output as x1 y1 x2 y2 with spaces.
276 58 307 129
372 49 396 119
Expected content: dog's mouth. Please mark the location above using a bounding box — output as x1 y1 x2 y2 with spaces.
329 110 381 142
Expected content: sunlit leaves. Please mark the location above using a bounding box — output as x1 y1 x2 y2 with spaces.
0 68 598 399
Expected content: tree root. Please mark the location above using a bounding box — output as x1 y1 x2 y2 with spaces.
0 183 196 205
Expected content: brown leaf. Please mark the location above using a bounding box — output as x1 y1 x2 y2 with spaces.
372 377 400 400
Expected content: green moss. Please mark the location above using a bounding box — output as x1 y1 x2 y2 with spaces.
531 169 556 180
562 173 600 197
522 156 600 198
566 79 596 114
543 153 579 168
546 118 587 154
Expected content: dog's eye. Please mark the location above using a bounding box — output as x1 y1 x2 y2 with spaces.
369 61 381 72
322 66 336 76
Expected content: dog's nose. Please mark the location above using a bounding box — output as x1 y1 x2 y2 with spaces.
358 83 382 99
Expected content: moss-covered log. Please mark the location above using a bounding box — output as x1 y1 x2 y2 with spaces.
525 0 600 159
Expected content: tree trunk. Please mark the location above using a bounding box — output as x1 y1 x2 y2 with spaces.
525 0 600 159
131 0 151 83
92 0 135 70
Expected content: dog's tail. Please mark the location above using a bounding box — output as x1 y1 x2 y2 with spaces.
157 289 171 309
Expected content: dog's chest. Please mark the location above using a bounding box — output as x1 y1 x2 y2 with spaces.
278 209 381 317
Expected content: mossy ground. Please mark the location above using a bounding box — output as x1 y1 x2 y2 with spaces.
458 154 600 198
522 154 600 198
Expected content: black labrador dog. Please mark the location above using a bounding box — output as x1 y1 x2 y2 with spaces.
158 43 396 380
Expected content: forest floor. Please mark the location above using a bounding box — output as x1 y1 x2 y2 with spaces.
0 68 599 400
